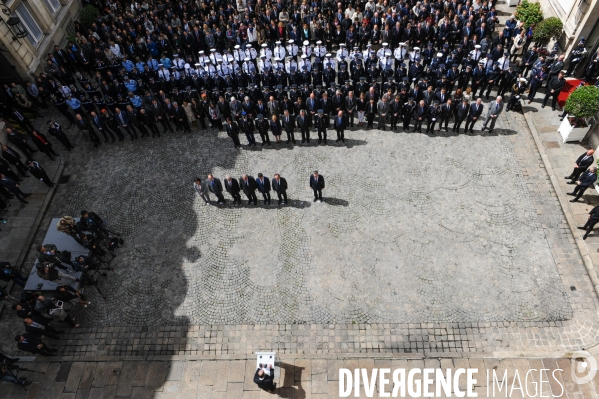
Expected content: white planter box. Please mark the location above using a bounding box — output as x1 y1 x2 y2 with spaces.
559 116 591 142
505 0 518 6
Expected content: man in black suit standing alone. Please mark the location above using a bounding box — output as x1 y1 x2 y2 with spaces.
568 166 598 202
256 173 271 205
310 170 325 202
225 175 242 205
464 98 483 133
333 111 346 142
272 173 288 205
239 174 258 205
566 149 595 184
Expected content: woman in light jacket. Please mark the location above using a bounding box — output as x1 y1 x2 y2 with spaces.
182 101 197 130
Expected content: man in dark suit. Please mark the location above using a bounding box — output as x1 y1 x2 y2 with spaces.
566 150 595 184
453 99 470 132
281 110 296 144
28 160 54 187
225 117 241 148
224 175 242 205
272 173 288 205
256 173 271 205
239 174 258 205
114 107 137 140
150 99 174 133
333 111 347 142
426 100 441 133
414 100 428 132
24 316 63 339
254 365 275 393
464 98 483 133
207 174 226 204
345 91 357 127
579 204 599 240
296 109 310 143
15 333 57 356
315 109 328 144
139 108 160 137
1 145 29 176
568 166 598 202
439 99 453 132
0 173 30 203
89 111 116 143
310 170 325 202
75 114 101 147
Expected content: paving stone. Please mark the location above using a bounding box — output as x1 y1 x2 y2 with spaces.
227 360 245 383
64 363 85 393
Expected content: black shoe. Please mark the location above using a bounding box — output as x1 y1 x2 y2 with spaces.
336 139 340 142
342 139 345 142
75 278 80 282
318 139 321 144
7 357 19 365
565 176 572 179
570 199 578 202
552 108 556 111
313 198 317 202
567 182 575 184
278 200 282 205
469 129 473 133
567 192 575 196
578 227 587 230
23 193 31 197
541 105 545 108
324 139 327 144
584 235 589 240
23 381 32 386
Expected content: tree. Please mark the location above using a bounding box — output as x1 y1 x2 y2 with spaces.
564 85 599 119
79 5 100 30
533 17 563 45
515 0 544 29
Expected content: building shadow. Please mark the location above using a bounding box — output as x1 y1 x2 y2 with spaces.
277 362 307 399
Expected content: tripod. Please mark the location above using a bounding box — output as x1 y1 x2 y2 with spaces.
81 270 107 300
4 365 45 391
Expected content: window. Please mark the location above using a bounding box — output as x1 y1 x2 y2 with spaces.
43 0 62 14
14 2 44 47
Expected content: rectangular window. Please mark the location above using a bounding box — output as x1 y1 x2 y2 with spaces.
14 2 44 47
43 0 62 14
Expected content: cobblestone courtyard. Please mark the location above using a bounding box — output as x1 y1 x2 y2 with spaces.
46 122 570 328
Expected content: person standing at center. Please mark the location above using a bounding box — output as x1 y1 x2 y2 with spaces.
239 174 258 205
310 170 325 202
256 173 271 205
482 96 503 133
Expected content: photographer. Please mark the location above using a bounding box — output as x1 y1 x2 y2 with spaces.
36 262 79 282
23 316 63 340
0 262 26 287
79 210 106 236
80 234 107 258
37 244 75 271
74 255 108 277
15 333 57 356
1 363 31 386
55 285 90 307
56 216 85 245
35 295 79 328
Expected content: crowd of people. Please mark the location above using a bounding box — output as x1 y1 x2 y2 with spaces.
4 0 594 155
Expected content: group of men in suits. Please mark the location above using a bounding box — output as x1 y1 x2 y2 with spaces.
199 171 327 205
204 172 289 206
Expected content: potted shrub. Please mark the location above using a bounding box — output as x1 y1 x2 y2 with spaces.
533 17 563 46
559 85 599 142
515 0 544 26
